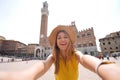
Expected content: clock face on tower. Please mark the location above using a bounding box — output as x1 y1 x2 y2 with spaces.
41 34 44 38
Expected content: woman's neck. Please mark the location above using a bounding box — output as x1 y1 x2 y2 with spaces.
60 50 66 57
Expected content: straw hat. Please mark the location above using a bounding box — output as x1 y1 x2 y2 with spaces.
49 25 76 47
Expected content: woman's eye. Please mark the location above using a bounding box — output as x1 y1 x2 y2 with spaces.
64 36 68 38
57 37 61 39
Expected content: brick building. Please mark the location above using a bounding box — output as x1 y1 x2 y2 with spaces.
0 40 27 56
27 44 39 56
69 22 98 56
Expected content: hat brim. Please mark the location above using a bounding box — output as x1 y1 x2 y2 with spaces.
49 25 76 47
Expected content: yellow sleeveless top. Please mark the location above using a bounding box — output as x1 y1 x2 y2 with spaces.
54 53 78 80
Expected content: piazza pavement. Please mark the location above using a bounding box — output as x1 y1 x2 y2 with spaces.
0 57 120 80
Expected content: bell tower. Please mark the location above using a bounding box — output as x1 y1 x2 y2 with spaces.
39 1 49 47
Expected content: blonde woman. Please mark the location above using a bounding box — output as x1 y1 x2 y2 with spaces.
0 25 120 80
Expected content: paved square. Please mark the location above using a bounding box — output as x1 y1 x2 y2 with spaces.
0 57 120 80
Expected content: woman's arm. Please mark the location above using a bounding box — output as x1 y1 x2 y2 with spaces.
76 51 101 72
25 54 54 80
0 54 54 80
97 62 120 80
76 51 120 80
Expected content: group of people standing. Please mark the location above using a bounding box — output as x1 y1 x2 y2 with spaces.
98 53 119 60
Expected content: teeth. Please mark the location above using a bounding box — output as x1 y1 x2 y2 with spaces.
61 44 66 45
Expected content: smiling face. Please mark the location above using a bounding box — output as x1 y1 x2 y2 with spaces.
56 31 70 51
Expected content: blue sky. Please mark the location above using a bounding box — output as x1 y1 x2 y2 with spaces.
0 0 120 51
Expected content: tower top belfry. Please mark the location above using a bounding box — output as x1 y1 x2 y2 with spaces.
41 1 49 16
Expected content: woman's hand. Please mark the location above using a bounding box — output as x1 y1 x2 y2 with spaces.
0 54 54 80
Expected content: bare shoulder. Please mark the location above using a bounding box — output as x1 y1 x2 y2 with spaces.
45 54 55 62
75 50 83 57
74 50 83 63
43 54 55 67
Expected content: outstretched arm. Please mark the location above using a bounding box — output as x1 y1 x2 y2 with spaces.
0 54 54 80
75 51 101 72
76 51 120 80
28 54 54 79
98 63 120 80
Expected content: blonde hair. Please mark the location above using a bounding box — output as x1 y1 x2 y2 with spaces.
52 30 75 74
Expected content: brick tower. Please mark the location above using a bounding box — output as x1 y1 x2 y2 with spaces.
39 1 49 47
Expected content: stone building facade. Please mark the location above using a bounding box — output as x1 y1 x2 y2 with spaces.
99 31 120 56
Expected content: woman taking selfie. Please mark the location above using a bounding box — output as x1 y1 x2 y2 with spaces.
0 25 120 80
